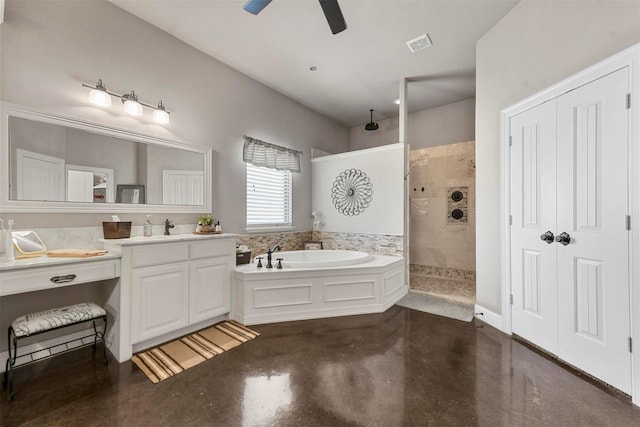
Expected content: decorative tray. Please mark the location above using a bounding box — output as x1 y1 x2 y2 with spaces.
193 230 222 235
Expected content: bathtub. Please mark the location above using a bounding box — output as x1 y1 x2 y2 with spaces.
232 250 407 325
256 249 373 268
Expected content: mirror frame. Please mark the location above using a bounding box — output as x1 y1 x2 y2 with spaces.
0 102 212 213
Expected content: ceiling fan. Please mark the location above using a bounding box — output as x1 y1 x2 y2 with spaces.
243 0 347 35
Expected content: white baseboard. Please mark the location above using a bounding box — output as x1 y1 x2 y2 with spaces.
474 304 503 332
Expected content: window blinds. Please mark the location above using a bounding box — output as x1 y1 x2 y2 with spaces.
246 163 292 226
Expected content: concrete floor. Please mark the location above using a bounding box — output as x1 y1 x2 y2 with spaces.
2 306 640 426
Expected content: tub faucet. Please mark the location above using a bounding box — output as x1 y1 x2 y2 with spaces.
266 244 281 269
164 219 175 235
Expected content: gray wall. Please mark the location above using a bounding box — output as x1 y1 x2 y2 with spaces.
475 0 640 314
349 98 475 151
0 0 349 230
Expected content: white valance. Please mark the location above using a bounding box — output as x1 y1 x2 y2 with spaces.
242 136 302 173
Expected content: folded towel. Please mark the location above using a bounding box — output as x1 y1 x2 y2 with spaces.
47 249 107 258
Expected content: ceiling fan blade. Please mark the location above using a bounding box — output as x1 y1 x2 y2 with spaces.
243 0 272 15
318 0 347 35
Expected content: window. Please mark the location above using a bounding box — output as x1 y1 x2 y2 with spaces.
246 163 292 228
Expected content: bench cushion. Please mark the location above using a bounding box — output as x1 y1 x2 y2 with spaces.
11 302 106 338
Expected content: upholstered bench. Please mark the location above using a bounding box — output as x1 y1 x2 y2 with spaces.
2 302 108 401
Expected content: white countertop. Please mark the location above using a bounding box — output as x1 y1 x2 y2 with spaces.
0 252 122 272
100 232 236 246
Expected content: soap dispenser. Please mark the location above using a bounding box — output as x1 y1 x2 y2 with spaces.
1 219 15 262
143 215 153 237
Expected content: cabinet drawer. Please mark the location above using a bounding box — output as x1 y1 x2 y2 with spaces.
131 243 189 268
1 259 120 296
190 239 235 260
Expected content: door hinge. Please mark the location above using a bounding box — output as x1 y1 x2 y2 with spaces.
508 136 513 147
510 294 514 305
626 215 631 230
629 337 633 353
626 93 631 110
509 215 513 225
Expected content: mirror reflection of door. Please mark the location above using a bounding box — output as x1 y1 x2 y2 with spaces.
66 165 114 203
16 148 65 201
163 170 204 205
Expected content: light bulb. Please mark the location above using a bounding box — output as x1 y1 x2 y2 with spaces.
123 91 142 116
88 79 111 107
153 101 170 124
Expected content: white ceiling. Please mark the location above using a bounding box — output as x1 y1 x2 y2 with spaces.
109 0 519 128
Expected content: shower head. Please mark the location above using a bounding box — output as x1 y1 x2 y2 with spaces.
364 109 379 131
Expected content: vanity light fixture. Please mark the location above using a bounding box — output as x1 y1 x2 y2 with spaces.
82 79 171 124
122 91 143 116
152 101 170 124
88 79 112 107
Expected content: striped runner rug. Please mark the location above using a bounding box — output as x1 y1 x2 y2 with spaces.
131 320 260 383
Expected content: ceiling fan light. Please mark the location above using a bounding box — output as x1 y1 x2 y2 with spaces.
89 79 112 107
153 101 170 124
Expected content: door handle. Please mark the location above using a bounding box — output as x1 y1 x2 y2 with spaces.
540 231 555 244
555 232 571 246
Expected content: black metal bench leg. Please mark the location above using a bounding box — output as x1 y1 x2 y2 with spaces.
102 317 108 364
92 320 98 354
4 327 16 401
92 317 108 364
2 327 9 391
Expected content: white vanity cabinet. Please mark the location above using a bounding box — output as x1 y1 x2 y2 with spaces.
105 234 236 353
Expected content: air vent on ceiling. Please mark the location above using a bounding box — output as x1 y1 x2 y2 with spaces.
406 33 433 53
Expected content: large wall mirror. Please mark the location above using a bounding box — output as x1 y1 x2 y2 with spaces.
0 103 212 213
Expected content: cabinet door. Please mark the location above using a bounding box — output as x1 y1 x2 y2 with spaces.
189 257 230 324
131 263 189 343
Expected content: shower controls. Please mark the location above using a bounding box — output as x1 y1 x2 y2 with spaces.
447 187 469 224
540 231 555 244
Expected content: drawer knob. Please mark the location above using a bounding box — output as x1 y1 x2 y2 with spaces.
50 274 77 284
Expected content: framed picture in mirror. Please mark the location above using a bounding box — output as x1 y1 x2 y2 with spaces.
116 185 146 204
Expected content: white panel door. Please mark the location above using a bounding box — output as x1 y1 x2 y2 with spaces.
510 100 559 354
556 67 631 393
66 170 93 202
16 149 65 201
163 170 204 205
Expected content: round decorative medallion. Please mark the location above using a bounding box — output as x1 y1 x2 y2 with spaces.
331 169 373 216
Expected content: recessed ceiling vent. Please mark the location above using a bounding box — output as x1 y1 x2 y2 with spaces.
406 33 433 53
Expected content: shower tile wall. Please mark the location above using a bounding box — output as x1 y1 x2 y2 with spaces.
312 231 403 257
410 141 475 303
236 230 403 259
